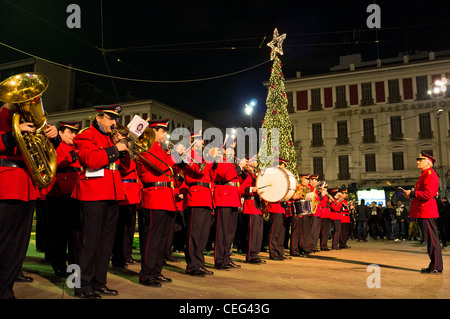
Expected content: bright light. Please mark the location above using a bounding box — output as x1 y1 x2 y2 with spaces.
434 87 441 94
245 104 253 115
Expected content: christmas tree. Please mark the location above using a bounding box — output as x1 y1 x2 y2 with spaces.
258 28 299 181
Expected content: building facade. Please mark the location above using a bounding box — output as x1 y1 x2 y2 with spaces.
0 58 76 113
285 51 450 199
47 99 215 138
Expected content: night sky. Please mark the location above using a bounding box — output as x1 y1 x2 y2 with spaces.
1 0 450 128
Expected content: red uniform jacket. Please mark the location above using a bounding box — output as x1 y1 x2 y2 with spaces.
213 162 243 208
71 123 132 201
266 202 286 214
330 200 342 220
174 177 188 211
239 171 262 215
0 107 40 201
341 199 350 223
119 160 141 206
47 140 82 197
137 142 182 212
320 195 332 219
184 155 216 209
409 167 439 218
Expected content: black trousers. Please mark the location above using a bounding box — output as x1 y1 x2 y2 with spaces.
340 222 350 248
332 219 342 249
76 200 119 293
112 204 137 265
0 200 35 299
290 215 302 255
139 209 171 281
185 207 212 272
418 218 443 271
47 195 82 271
320 218 331 249
246 214 264 261
269 213 286 258
164 211 176 259
309 216 322 251
300 215 313 253
214 207 239 266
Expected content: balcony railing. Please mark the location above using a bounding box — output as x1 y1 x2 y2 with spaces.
310 104 323 111
362 135 376 143
311 139 324 147
336 136 349 145
338 172 351 180
389 133 404 141
360 98 374 106
335 100 348 109
388 95 402 104
418 131 434 139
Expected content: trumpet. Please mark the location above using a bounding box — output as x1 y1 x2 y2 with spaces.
165 139 202 165
114 123 173 179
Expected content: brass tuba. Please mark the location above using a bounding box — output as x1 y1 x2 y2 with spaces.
0 73 57 188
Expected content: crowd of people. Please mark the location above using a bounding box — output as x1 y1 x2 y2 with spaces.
1 98 446 299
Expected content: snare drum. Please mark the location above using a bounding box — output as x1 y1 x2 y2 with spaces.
256 166 297 202
294 200 312 216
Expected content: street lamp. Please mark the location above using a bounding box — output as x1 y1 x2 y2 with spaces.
244 100 256 128
427 77 447 197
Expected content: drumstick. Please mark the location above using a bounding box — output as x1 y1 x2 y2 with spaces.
258 184 272 190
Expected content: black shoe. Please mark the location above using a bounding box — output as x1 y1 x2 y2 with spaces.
75 291 102 299
156 275 172 283
270 256 284 260
215 263 230 270
227 261 241 268
15 275 33 283
282 255 292 260
125 259 136 264
200 267 214 275
188 269 206 277
139 278 162 287
421 268 443 275
94 287 119 295
247 258 262 264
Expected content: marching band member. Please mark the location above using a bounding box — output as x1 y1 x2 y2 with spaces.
330 188 343 250
291 174 311 257
267 158 289 260
308 175 322 253
0 102 57 299
46 121 83 277
239 158 265 264
404 152 443 274
71 104 132 299
319 183 332 251
213 142 247 270
137 118 186 287
183 131 217 276
339 189 351 249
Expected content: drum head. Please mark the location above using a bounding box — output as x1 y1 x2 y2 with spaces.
256 166 290 202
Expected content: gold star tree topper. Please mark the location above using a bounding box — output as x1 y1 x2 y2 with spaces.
267 28 286 60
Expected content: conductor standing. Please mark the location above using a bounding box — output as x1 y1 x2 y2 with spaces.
404 152 443 274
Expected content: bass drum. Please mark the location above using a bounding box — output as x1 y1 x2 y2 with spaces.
256 166 297 202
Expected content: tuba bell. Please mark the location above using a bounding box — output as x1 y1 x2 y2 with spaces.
0 73 57 188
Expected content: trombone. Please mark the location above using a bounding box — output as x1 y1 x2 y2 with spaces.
114 123 173 179
165 139 202 165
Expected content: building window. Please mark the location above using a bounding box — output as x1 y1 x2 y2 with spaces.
310 88 322 111
286 91 294 113
335 85 348 108
336 120 349 145
365 153 376 172
313 157 324 180
361 82 374 106
362 118 376 143
388 79 402 103
338 155 350 180
390 116 403 141
311 123 323 147
418 113 433 139
416 75 430 100
392 152 404 170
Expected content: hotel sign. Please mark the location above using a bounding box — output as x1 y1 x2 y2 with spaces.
338 99 450 117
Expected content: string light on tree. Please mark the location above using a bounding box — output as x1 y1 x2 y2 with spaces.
258 28 299 181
